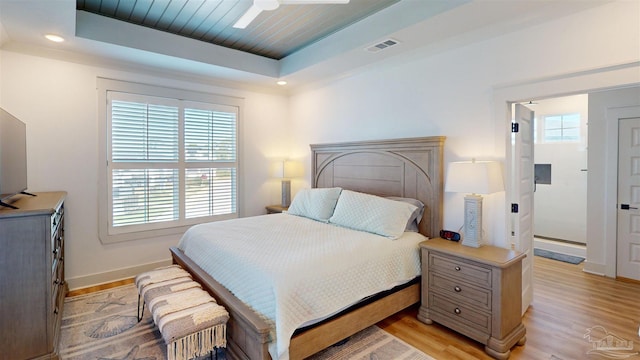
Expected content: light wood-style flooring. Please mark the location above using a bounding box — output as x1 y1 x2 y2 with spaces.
379 256 640 359
68 256 639 359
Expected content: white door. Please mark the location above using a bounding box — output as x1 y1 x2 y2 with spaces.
617 116 640 281
513 103 535 314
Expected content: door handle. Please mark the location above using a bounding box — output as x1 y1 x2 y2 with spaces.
621 204 638 210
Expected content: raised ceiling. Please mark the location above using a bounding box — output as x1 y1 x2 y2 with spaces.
0 1 612 91
76 0 400 60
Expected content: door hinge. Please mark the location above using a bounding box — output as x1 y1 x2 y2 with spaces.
511 123 519 133
511 203 519 213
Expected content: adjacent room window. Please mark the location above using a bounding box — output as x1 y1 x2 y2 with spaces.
540 113 581 143
98 79 241 243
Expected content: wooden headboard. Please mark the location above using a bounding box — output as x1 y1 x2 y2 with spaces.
310 137 445 238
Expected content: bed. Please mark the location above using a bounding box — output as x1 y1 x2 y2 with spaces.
170 136 445 360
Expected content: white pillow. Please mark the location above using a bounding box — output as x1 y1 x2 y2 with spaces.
329 190 418 239
387 197 425 232
286 187 342 223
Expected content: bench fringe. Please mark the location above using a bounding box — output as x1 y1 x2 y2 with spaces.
167 323 227 360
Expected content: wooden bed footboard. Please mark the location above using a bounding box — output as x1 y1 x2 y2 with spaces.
171 247 271 360
171 246 420 360
288 282 420 359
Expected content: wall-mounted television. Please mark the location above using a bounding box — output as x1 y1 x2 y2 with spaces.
0 108 29 209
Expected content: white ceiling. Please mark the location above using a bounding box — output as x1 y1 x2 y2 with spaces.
0 0 611 93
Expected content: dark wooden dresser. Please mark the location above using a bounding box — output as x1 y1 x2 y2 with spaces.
0 192 67 359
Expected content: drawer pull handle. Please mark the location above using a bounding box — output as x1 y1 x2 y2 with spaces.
54 307 59 315
454 308 461 315
455 266 461 271
54 278 60 285
454 286 462 292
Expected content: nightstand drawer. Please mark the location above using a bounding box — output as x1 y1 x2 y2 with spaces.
429 292 491 334
429 272 492 311
429 252 492 288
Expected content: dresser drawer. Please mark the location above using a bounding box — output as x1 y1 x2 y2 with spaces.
429 292 491 334
51 205 63 231
51 241 62 275
429 272 492 311
52 258 63 309
51 270 64 335
429 252 492 288
51 210 64 274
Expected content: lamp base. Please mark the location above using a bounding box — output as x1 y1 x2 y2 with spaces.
462 194 483 248
281 179 291 207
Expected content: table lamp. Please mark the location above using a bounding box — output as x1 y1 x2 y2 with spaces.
274 160 303 207
445 159 504 247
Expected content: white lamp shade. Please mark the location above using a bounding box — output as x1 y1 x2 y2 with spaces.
273 160 303 207
273 160 303 179
445 160 504 195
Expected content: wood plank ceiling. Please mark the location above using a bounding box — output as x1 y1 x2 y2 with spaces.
76 0 400 60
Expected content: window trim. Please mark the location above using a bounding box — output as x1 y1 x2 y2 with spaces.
97 78 244 243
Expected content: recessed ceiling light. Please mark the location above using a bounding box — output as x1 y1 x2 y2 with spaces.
276 80 287 86
45 34 65 43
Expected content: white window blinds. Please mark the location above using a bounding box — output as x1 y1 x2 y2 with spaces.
183 106 237 219
107 92 238 235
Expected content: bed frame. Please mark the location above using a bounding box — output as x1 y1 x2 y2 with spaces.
170 136 445 360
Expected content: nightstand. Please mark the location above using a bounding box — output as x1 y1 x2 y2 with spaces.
418 238 526 360
265 204 288 214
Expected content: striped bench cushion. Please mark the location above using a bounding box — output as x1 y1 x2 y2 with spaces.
135 265 192 295
136 265 228 360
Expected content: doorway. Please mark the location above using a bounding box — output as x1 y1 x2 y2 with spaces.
510 87 640 282
524 95 588 259
494 63 640 313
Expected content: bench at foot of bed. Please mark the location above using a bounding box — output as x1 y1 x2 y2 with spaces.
135 265 230 360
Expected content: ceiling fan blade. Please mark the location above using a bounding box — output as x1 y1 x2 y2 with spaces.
234 0 349 29
233 4 263 29
280 0 350 4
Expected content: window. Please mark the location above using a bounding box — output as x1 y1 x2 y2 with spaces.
98 79 242 243
540 113 580 143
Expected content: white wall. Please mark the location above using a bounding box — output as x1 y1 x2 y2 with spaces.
587 87 640 277
0 51 290 289
288 1 640 248
532 95 588 244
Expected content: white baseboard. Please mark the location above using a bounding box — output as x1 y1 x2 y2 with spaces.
582 261 607 276
66 259 172 291
533 238 586 258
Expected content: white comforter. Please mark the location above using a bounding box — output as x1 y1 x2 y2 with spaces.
177 213 425 359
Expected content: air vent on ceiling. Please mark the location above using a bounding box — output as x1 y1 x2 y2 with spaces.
365 38 400 53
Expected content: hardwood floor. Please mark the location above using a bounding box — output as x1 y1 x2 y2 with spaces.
66 278 134 297
378 256 640 359
67 256 639 359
